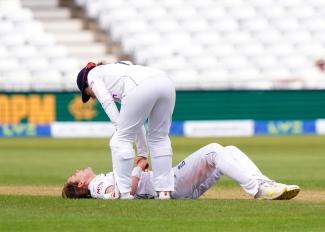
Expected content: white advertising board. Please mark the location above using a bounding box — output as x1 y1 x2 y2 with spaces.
316 119 325 135
184 120 254 137
51 122 115 138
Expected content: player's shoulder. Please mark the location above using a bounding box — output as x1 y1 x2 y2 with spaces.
93 173 113 181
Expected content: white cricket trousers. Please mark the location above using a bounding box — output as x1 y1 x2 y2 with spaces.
172 143 271 199
110 75 175 194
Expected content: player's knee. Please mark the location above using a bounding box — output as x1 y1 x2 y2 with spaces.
224 145 238 153
109 138 134 153
207 143 224 152
110 145 135 160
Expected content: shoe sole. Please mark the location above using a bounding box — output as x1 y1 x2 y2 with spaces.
278 188 300 200
256 187 287 200
155 196 171 200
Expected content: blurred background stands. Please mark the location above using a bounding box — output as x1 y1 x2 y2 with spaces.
0 0 118 92
1 0 325 92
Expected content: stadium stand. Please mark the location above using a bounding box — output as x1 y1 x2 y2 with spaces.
0 0 118 92
1 0 325 91
69 0 325 89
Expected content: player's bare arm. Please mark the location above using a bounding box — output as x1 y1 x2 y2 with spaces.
131 159 149 195
105 186 113 194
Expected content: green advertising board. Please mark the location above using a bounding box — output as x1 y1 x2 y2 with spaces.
174 90 325 120
55 93 109 121
1 90 325 124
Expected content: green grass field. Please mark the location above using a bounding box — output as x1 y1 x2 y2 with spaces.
0 136 325 231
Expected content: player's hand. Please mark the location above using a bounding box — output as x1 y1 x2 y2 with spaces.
135 156 146 165
136 157 149 172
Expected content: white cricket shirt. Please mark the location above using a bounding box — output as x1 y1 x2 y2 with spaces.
87 62 167 128
87 61 167 158
88 171 155 199
88 173 115 199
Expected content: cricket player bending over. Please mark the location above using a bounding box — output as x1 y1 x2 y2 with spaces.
62 143 300 200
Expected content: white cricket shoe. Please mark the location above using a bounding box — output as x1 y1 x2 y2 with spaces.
118 182 134 200
254 180 287 200
278 184 300 200
155 191 171 200
120 193 134 200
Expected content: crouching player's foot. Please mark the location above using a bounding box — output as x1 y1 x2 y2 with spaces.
155 191 171 200
120 192 134 200
254 180 287 200
278 185 300 200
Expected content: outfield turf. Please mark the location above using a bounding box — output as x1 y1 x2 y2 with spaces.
0 136 325 231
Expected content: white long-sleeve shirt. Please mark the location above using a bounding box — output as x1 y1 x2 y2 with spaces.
87 62 167 157
88 171 155 199
88 173 115 199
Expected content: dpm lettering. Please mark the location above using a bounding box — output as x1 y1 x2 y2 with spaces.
0 94 56 123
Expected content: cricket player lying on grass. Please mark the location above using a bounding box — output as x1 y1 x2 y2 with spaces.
62 143 300 200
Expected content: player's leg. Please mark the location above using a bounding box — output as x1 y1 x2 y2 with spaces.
189 146 267 198
190 169 223 199
147 76 175 198
172 143 259 198
109 79 158 198
175 143 288 200
224 146 270 181
225 146 300 200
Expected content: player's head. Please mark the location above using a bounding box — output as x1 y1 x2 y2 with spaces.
62 182 91 198
62 167 94 199
76 62 97 103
